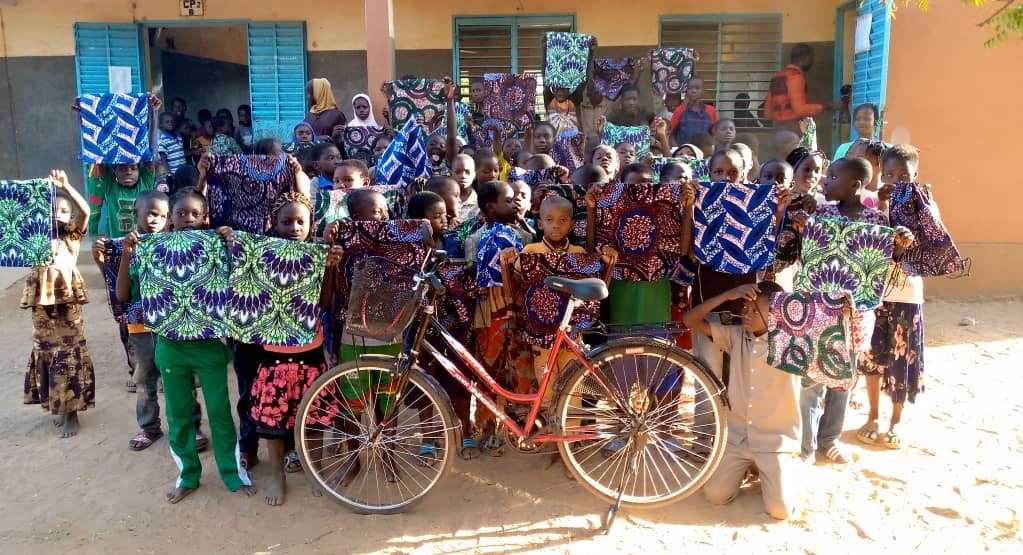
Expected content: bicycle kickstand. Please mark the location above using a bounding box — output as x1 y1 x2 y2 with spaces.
600 441 638 534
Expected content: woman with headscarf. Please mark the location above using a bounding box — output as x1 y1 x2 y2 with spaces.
304 78 347 141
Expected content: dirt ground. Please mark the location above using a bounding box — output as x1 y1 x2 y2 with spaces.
0 258 1021 555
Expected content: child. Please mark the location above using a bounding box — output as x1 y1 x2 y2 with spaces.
693 150 789 381
507 195 616 404
508 179 536 244
685 282 801 520
670 77 718 147
580 86 611 144
406 191 474 456
711 118 736 153
158 112 187 172
590 144 619 179
139 188 254 503
209 115 243 155
799 157 893 464
786 147 828 206
22 171 95 438
570 163 608 186
614 142 637 169
773 130 801 162
659 160 693 184
731 142 758 182
426 175 462 226
674 144 703 159
760 160 799 291
548 87 580 136
498 137 523 182
691 132 715 161
310 142 344 191
846 139 887 209
606 84 654 127
660 92 682 122
190 118 214 163
467 77 487 126
427 133 449 176
530 122 557 156
248 192 342 506
834 103 880 159
332 159 371 191
451 153 479 221
474 148 501 188
472 181 530 452
857 144 927 451
109 190 206 452
254 138 284 156
88 163 157 238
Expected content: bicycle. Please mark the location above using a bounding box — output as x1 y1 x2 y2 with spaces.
295 251 729 530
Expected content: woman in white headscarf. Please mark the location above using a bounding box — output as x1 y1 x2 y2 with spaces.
348 94 380 127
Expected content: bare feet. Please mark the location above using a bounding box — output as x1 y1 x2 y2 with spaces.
264 470 286 506
60 412 80 438
53 415 65 427
237 485 257 497
166 485 198 504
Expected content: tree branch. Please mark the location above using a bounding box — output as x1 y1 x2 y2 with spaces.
978 0 1017 27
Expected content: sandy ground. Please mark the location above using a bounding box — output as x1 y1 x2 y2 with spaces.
0 257 1021 555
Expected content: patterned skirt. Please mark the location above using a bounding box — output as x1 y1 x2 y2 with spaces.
250 348 328 436
858 302 925 404
24 304 96 414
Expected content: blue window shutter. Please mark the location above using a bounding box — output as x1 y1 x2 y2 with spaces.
248 22 308 141
74 23 143 95
852 0 892 131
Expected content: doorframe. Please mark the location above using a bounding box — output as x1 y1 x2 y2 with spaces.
833 1 856 149
139 19 254 94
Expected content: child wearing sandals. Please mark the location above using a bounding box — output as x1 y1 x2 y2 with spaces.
857 145 928 450
248 192 343 506
112 190 207 452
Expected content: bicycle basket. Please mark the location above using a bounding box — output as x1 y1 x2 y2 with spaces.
345 256 424 343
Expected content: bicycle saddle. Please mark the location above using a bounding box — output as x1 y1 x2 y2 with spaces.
543 277 609 302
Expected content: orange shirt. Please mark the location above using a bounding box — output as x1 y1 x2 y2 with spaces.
765 64 823 122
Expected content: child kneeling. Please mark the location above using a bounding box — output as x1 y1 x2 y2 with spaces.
683 282 801 520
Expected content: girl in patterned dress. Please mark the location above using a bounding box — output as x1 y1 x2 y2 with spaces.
248 192 343 506
22 170 95 438
858 145 928 451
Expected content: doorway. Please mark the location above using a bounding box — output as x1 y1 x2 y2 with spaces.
833 1 857 149
146 24 252 149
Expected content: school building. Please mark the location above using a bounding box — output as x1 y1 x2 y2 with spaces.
0 0 1019 297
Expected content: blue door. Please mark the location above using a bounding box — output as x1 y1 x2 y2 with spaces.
73 23 145 95
851 0 892 136
247 22 308 141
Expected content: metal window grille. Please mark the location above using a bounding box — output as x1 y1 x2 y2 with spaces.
453 15 575 118
660 15 783 129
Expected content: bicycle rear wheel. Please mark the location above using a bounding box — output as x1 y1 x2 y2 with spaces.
552 337 728 508
295 356 458 514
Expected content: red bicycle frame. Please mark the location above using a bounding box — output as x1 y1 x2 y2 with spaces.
418 299 616 443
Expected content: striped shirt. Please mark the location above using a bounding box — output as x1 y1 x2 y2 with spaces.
158 131 186 172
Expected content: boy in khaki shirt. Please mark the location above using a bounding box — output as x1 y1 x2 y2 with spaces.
684 281 802 520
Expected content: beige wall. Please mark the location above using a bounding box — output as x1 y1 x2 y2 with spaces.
393 0 844 49
153 25 249 65
0 0 366 56
886 2 1023 296
1 0 846 57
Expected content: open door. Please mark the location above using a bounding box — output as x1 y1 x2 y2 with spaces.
247 22 308 141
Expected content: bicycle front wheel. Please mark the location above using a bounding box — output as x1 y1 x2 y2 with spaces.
295 357 458 514
552 337 728 508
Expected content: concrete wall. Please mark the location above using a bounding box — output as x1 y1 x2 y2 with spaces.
886 3 1023 297
161 51 250 121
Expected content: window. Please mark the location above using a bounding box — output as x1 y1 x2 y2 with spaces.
660 15 782 129
453 15 575 118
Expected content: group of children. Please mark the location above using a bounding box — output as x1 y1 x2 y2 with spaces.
19 51 936 521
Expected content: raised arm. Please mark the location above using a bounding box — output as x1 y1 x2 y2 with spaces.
684 284 758 338
443 76 458 166
52 170 90 234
